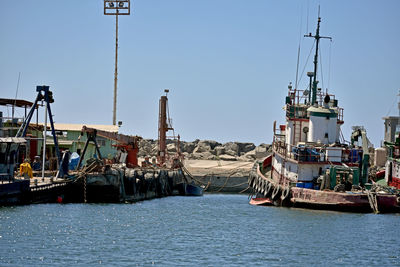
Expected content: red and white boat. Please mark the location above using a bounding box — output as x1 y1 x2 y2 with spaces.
383 91 400 190
249 17 400 213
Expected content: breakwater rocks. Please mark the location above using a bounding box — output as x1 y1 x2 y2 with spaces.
139 139 271 161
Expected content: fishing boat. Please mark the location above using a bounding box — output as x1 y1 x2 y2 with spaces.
249 17 400 213
0 137 31 205
381 91 400 190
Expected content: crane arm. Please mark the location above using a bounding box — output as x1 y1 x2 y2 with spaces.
81 126 141 148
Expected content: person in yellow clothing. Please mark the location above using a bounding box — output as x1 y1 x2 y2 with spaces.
20 159 33 179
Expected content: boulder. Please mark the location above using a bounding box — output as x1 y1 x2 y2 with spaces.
192 151 215 160
238 143 256 153
255 146 269 159
193 141 212 154
213 145 225 156
182 142 196 154
206 140 222 150
223 142 239 154
223 142 240 156
244 149 256 160
167 143 177 153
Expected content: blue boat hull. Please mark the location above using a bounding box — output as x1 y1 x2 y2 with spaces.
177 182 203 196
0 180 30 205
185 183 204 196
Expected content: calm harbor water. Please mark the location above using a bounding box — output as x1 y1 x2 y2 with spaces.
0 194 399 266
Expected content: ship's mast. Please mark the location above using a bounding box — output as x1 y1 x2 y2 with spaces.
305 14 331 105
396 89 400 135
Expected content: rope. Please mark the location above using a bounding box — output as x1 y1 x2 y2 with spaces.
216 176 230 192
367 190 379 214
84 175 87 203
229 181 249 187
181 164 250 192
204 181 211 191
180 165 204 186
239 186 250 194
71 160 102 203
298 40 316 86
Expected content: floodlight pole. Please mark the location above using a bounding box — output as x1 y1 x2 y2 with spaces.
114 10 118 126
104 0 130 126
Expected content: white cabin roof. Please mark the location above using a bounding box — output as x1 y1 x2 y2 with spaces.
38 123 119 133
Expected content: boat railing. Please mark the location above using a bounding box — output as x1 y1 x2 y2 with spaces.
337 108 344 122
286 89 344 121
273 137 362 164
288 88 338 106
273 134 287 156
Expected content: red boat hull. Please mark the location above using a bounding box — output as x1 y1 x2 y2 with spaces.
251 166 400 213
249 197 273 206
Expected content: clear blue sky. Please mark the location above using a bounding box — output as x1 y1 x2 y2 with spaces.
1 0 399 146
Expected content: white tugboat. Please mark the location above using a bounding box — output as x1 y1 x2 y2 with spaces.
249 17 400 213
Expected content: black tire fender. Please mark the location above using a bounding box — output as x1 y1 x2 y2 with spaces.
281 186 290 201
271 185 281 200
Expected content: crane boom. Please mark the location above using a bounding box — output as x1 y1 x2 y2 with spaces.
76 126 141 169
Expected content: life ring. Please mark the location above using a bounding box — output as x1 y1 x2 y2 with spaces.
271 185 281 201
280 186 290 201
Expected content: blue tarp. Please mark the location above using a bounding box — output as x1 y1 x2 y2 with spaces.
68 152 80 170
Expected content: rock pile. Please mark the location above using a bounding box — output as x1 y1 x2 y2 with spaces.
138 139 271 161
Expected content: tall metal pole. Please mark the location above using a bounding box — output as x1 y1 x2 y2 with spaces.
104 0 130 126
113 11 119 126
42 101 47 180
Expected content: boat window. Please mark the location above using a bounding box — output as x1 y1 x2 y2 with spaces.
0 143 7 153
9 143 19 154
0 143 7 163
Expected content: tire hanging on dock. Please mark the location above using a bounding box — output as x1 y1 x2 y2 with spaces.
280 186 290 201
248 172 255 187
271 185 282 201
260 178 265 194
263 180 270 197
256 176 261 192
266 182 273 196
251 174 256 190
250 173 256 188
247 173 252 186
